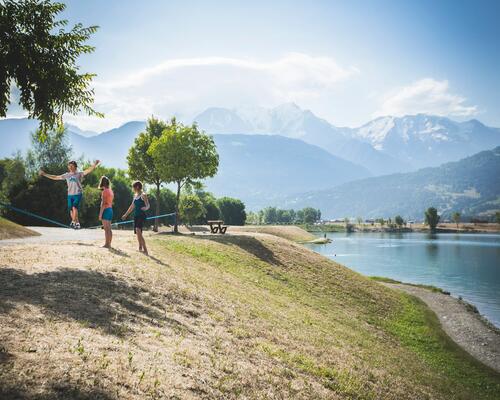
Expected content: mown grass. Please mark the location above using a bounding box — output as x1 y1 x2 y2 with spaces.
156 235 500 399
1 231 499 399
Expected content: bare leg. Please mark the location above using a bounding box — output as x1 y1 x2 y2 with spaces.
74 208 79 224
137 229 148 255
103 220 112 247
136 229 143 251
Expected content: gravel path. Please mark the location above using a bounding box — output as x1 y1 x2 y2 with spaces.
384 283 500 373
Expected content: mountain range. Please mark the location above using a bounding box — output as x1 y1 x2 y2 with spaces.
195 103 500 174
1 104 499 215
280 146 500 220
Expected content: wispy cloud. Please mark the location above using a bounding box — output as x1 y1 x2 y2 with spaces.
64 53 358 131
374 78 478 118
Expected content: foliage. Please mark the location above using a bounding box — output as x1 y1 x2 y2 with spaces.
179 194 205 226
394 215 404 227
216 197 246 225
247 206 322 225
25 128 72 176
452 212 461 228
496 211 500 225
0 0 102 140
425 207 440 231
149 121 219 232
127 117 168 230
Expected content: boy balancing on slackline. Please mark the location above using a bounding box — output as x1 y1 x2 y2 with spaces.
39 160 100 229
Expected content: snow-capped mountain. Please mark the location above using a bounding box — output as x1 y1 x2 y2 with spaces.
354 114 500 169
195 103 409 174
195 104 500 173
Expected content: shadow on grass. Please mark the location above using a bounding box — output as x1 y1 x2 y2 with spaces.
191 234 283 266
0 381 114 400
0 268 189 337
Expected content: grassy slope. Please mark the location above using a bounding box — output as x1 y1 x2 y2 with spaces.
1 232 499 399
231 225 316 242
0 217 39 240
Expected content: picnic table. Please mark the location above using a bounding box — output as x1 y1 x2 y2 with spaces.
208 220 227 234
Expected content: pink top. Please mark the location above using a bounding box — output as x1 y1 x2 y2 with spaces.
102 188 114 209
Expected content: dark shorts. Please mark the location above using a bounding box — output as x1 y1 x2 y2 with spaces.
134 215 145 233
102 207 113 221
67 193 82 211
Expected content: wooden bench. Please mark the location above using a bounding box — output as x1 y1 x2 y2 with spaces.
208 220 227 234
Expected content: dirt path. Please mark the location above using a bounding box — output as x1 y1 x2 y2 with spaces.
384 283 500 373
0 226 105 246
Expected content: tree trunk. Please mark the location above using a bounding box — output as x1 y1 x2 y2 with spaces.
154 182 160 232
174 181 181 233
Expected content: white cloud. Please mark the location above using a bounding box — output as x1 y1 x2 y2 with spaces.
374 78 478 118
65 53 358 131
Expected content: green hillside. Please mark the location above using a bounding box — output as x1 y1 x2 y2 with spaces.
283 146 500 219
0 217 39 240
1 232 499 399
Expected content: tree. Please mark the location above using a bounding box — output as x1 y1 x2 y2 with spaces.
452 212 461 229
496 211 500 225
25 128 72 176
302 207 319 224
394 215 404 228
0 0 102 140
356 216 363 226
425 207 440 231
149 122 219 232
127 117 169 231
179 194 205 226
195 191 220 223
217 197 246 225
263 207 278 224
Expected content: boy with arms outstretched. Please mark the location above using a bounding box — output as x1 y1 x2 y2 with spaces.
40 160 100 229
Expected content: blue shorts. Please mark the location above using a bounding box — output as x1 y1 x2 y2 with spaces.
67 194 82 211
102 207 113 221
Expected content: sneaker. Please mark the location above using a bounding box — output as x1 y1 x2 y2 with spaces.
75 223 81 230
70 221 75 229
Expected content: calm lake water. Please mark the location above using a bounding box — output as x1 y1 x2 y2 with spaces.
304 232 500 327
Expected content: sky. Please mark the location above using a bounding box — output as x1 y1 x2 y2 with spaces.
8 0 500 131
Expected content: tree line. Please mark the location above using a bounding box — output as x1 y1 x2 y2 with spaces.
246 207 321 225
0 122 247 229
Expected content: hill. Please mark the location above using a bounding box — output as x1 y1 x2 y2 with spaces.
1 231 499 399
282 146 500 219
204 134 370 208
0 217 39 240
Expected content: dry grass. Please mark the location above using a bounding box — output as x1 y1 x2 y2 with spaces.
230 225 316 242
0 230 499 399
0 217 39 240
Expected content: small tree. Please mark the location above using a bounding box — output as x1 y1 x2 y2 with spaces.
452 212 461 229
128 117 170 231
425 207 440 232
149 122 219 232
1 0 102 140
180 194 205 226
26 128 72 176
302 207 319 224
217 197 246 225
356 216 363 226
395 215 404 228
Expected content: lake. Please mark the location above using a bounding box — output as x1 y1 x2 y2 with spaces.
305 232 500 327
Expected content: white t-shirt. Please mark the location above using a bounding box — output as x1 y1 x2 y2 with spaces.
61 171 84 195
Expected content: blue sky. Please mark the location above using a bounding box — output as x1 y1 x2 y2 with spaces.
42 0 500 130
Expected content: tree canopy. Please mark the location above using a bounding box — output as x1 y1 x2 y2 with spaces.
149 122 219 232
0 0 101 140
425 207 440 231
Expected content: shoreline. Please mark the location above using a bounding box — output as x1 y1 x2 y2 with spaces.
381 282 500 373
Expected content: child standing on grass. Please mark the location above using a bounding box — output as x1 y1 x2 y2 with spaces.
39 160 100 229
98 176 114 248
122 181 150 255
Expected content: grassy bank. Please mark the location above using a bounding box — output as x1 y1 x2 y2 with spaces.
0 217 39 240
233 225 316 242
1 231 499 399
